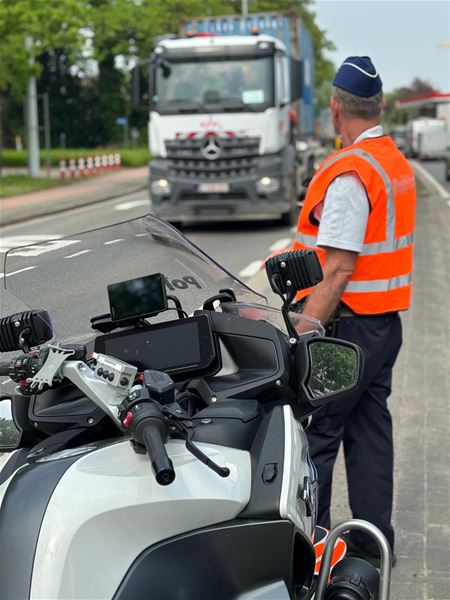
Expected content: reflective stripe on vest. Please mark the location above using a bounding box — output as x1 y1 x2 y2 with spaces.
345 273 412 293
296 231 414 256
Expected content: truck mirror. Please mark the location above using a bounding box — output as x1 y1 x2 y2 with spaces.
290 58 303 102
131 62 150 109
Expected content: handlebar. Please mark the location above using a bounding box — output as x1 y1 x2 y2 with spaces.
0 362 10 377
140 420 175 486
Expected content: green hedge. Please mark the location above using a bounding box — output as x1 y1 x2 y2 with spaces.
1 147 151 168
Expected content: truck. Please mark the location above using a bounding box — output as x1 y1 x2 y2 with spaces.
406 117 449 160
134 13 316 226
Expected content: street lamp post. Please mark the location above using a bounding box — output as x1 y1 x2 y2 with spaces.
25 36 40 178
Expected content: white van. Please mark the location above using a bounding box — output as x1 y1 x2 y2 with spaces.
406 118 449 160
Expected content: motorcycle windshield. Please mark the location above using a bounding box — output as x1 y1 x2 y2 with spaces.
2 215 266 344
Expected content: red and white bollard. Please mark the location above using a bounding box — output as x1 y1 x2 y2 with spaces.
108 154 114 170
114 153 121 169
78 157 86 177
87 155 94 177
59 157 67 181
101 155 108 173
94 155 101 174
69 158 76 179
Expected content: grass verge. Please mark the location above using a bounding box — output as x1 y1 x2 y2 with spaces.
1 147 151 168
0 175 69 198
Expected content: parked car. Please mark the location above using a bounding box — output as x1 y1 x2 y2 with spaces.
390 126 408 154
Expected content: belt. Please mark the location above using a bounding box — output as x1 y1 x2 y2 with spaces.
340 305 357 317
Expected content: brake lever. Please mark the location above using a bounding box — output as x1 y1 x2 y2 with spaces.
168 417 230 478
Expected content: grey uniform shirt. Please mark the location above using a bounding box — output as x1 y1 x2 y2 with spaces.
316 125 384 253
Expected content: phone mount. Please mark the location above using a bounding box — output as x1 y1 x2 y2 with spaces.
265 250 323 342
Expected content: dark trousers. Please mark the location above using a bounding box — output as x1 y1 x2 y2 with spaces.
306 313 402 554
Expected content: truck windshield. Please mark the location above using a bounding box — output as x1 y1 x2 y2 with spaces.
154 56 274 114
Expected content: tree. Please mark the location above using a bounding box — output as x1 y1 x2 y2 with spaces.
0 0 88 96
382 77 441 128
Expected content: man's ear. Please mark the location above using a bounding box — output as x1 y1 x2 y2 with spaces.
330 96 339 120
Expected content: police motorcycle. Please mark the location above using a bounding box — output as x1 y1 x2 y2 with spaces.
0 215 392 600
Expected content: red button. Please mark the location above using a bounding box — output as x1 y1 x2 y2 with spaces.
123 411 133 428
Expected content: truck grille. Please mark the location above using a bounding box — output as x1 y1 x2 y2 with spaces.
165 137 260 179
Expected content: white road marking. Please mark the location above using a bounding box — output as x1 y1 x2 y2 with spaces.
64 249 92 259
0 266 38 279
115 200 149 211
411 160 450 200
135 233 150 237
104 238 125 245
7 240 80 257
238 260 263 278
269 238 292 252
0 234 62 254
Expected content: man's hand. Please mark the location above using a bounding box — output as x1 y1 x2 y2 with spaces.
300 247 358 326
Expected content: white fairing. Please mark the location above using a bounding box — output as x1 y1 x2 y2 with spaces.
30 440 251 600
149 108 290 157
279 405 314 538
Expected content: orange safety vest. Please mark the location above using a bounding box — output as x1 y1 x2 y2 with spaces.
293 136 416 314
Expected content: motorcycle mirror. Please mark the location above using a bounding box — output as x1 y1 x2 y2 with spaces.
297 338 364 409
0 396 22 452
0 310 53 352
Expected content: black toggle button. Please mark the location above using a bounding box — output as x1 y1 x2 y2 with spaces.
97 367 104 376
120 376 129 386
108 372 115 382
103 370 109 379
262 462 278 484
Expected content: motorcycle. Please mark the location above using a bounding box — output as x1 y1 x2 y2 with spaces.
0 215 392 599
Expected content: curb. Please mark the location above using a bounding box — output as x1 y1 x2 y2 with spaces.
410 160 450 202
0 182 147 228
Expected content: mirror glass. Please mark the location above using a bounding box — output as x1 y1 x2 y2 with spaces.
307 341 359 398
0 399 21 448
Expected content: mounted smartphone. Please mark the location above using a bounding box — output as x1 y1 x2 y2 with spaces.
108 273 168 322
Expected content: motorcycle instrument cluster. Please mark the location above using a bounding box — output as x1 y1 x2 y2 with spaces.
94 314 219 381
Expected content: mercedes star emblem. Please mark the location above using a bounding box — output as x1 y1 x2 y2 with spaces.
200 138 222 161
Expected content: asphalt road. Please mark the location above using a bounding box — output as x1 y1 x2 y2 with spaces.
0 191 293 285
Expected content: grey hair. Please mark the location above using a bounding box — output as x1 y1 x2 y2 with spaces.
332 86 382 120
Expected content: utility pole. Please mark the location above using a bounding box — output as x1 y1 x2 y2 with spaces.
42 92 51 178
25 36 40 178
242 0 248 18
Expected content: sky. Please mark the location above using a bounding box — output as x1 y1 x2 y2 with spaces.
314 0 450 93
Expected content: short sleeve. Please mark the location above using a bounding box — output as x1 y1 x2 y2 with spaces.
316 173 370 253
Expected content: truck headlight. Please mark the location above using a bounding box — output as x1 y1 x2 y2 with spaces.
256 176 280 194
151 178 171 195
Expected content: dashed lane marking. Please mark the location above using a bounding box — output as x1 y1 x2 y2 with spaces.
0 266 38 279
64 249 93 259
104 238 125 245
269 238 292 252
238 260 264 278
114 200 149 211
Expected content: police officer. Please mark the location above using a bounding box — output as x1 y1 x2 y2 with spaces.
293 56 416 566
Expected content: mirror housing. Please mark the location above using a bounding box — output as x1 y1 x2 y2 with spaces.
0 395 22 452
296 338 364 412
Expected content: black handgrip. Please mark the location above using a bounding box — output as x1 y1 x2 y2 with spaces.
141 420 175 486
0 362 11 376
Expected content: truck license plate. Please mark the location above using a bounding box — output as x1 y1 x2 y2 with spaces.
197 182 230 193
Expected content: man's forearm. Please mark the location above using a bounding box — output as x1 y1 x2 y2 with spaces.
301 271 350 325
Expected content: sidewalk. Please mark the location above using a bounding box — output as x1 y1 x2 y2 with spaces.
330 183 450 598
0 168 147 226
